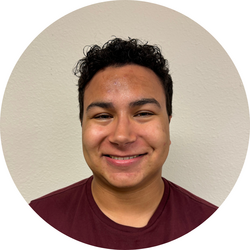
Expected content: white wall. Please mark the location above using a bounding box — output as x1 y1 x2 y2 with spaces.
1 1 249 208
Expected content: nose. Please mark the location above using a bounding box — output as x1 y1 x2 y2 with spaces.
108 115 136 146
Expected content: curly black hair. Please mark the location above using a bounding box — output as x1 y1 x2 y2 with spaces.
74 38 173 122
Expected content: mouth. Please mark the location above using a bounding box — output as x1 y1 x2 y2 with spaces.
104 153 147 160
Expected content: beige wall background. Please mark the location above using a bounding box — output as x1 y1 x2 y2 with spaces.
0 1 249 207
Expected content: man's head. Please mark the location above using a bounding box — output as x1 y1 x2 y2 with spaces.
74 38 173 123
74 38 173 190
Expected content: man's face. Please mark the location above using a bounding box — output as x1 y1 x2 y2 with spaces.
82 64 171 190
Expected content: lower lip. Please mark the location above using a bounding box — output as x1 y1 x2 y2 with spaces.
104 154 146 167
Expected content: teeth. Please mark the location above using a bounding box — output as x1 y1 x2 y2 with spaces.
110 155 140 160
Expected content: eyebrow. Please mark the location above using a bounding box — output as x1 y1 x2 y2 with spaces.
86 102 114 112
86 98 161 112
129 98 161 109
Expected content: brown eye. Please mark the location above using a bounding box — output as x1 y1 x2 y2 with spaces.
94 114 113 120
135 112 154 117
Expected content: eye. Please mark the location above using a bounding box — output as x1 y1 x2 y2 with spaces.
134 111 154 117
93 113 113 120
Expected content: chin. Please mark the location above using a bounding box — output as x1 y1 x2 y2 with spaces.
104 172 146 190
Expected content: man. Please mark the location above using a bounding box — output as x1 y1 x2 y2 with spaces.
30 38 217 249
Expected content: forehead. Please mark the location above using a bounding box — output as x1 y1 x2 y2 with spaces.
84 64 165 105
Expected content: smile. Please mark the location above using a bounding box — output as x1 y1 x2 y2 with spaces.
104 153 147 160
110 155 140 160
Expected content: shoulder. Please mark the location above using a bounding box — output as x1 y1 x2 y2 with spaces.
166 179 218 210
156 178 218 239
163 178 218 225
29 177 92 214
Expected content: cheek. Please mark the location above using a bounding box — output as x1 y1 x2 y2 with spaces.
82 125 107 151
141 123 170 148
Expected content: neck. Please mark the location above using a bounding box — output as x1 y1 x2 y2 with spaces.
91 175 165 228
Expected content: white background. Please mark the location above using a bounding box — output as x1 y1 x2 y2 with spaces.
0 0 249 249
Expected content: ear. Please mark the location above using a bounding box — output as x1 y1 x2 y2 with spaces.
168 116 172 145
168 115 172 123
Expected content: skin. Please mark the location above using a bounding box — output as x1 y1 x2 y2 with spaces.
82 64 171 227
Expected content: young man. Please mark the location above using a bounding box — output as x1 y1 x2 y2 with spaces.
30 38 217 249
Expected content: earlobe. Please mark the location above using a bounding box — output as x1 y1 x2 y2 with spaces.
168 115 172 123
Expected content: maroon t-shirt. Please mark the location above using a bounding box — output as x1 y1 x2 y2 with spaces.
30 176 217 249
